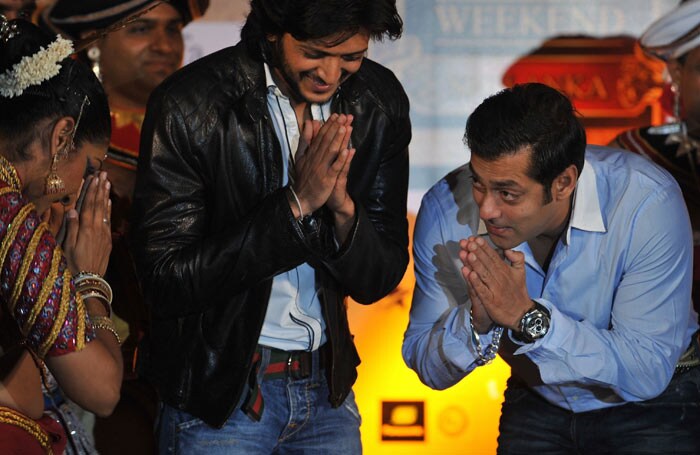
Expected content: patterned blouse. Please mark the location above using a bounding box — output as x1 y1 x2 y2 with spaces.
0 155 95 358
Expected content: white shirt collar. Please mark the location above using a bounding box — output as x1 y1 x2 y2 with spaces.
264 62 285 98
566 158 606 244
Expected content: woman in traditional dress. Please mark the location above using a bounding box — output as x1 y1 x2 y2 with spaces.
0 17 122 454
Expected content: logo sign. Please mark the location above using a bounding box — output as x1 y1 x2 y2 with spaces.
502 36 667 144
381 401 425 441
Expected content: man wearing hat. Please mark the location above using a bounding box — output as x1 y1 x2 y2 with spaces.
41 0 207 223
611 0 700 320
40 1 208 453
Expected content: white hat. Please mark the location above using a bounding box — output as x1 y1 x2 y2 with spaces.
641 0 700 60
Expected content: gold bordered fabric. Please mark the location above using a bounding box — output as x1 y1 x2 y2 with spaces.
0 155 94 358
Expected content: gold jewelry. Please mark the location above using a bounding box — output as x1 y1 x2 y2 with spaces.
90 315 122 345
70 95 90 152
44 151 64 194
44 95 90 195
74 271 113 317
0 154 21 191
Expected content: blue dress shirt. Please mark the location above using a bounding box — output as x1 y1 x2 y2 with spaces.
403 146 699 412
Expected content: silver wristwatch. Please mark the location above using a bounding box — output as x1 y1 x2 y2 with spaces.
516 301 551 343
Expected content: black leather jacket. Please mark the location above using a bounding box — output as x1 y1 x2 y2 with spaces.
131 42 411 427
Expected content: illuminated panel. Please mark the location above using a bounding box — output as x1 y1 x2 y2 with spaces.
348 214 511 454
381 401 425 441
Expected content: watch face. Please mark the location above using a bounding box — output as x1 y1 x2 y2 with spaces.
521 304 551 341
525 310 549 339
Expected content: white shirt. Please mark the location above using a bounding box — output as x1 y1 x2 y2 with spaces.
257 63 332 351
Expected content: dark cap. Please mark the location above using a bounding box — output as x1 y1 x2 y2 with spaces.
39 0 209 40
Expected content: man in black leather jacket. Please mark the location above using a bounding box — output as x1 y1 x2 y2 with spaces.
131 0 410 452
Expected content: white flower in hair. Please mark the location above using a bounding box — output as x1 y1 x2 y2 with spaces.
0 35 74 98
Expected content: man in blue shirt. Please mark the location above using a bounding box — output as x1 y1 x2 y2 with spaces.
403 83 700 453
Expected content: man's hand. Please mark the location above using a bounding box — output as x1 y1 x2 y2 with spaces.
467 282 494 334
292 114 354 216
325 123 355 215
459 236 532 331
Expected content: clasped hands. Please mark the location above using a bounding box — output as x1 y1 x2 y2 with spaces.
459 236 532 334
43 171 113 277
290 114 356 239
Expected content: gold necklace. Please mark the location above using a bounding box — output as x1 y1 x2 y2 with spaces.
0 154 22 191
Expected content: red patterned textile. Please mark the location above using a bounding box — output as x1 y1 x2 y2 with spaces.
0 156 95 358
0 407 67 454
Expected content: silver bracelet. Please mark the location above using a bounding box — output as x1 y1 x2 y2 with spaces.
288 185 304 219
469 312 504 366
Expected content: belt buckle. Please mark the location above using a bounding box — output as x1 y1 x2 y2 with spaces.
288 351 311 379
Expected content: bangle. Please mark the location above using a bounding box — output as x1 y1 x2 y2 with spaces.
469 312 503 366
81 292 112 317
74 272 113 317
90 316 122 345
75 278 112 301
76 270 102 278
288 186 304 219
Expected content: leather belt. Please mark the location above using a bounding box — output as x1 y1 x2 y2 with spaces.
243 344 330 421
258 344 328 380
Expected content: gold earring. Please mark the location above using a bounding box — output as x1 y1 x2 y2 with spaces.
45 151 65 194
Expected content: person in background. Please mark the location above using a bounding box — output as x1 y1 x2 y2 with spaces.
403 83 700 453
0 17 122 453
40 1 208 453
131 0 410 452
0 0 34 20
610 0 700 319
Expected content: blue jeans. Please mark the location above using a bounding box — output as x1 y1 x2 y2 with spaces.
497 367 700 454
156 349 362 454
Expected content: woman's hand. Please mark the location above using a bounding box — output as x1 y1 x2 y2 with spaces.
62 171 112 276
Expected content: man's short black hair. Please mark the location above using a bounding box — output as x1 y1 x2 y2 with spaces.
240 0 403 61
464 83 586 202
